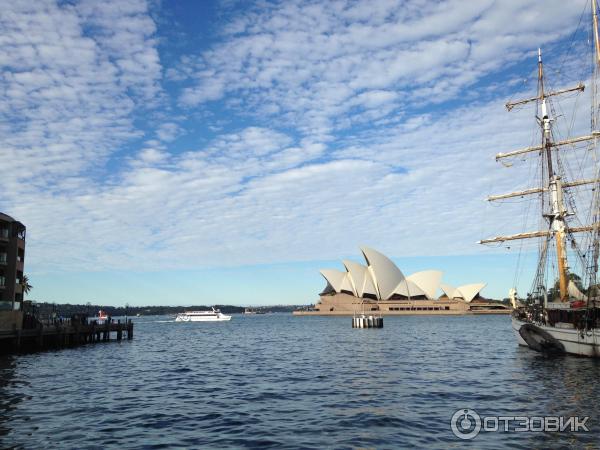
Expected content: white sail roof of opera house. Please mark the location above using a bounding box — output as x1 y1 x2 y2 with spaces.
320 247 486 301
342 260 378 298
440 283 487 303
320 269 355 294
406 270 443 300
360 247 409 300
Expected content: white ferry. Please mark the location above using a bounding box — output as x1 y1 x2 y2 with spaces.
175 307 231 322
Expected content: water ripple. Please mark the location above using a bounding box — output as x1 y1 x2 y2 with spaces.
1 314 600 448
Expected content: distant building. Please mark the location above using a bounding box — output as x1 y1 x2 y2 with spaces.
294 247 510 316
0 213 26 311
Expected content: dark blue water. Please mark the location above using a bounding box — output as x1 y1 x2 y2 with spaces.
1 314 600 449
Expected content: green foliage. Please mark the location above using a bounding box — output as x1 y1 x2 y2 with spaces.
21 274 32 294
548 273 585 300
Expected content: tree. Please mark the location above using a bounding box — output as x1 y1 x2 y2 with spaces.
548 273 584 300
21 274 32 295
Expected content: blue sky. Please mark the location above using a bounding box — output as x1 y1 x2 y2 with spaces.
0 0 594 306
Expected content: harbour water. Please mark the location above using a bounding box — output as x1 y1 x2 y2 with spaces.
1 314 599 449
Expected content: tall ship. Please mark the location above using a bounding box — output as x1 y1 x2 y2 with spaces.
480 1 600 356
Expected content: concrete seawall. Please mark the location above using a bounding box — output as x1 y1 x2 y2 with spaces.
294 292 512 317
293 309 511 316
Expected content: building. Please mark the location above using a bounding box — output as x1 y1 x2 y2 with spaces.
294 247 510 315
0 212 26 311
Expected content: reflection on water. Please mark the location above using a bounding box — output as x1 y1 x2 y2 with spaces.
1 314 599 449
0 357 18 439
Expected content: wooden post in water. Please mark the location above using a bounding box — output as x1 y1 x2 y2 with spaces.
15 327 21 351
37 324 44 349
117 320 122 341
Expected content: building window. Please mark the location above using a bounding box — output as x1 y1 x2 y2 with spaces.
445 306 450 311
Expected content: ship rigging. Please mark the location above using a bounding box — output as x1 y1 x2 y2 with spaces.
480 0 600 356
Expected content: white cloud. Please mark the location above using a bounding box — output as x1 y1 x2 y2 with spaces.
178 0 585 136
0 0 595 282
137 147 170 165
0 0 161 196
155 122 181 142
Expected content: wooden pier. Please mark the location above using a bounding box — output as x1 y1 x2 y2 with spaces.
0 319 134 354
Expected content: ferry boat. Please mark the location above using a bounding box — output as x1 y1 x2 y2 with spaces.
480 1 600 357
175 308 231 322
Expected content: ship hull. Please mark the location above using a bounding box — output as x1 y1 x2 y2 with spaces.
175 312 231 322
176 316 231 322
512 317 600 357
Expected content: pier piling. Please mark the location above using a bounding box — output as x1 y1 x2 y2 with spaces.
0 320 134 354
352 315 383 328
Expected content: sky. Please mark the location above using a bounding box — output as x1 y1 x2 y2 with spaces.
0 0 596 306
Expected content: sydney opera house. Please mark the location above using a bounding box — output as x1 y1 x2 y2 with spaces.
294 247 510 315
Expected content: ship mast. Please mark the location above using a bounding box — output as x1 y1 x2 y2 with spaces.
538 48 570 301
591 0 600 291
480 0 600 302
594 0 600 69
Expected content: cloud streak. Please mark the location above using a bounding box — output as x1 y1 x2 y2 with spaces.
0 0 594 284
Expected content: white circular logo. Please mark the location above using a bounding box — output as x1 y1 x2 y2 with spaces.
451 408 481 440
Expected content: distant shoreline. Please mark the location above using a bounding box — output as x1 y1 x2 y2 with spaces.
23 301 307 318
